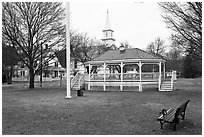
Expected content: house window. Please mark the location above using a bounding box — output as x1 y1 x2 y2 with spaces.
54 71 58 77
20 63 25 68
54 62 58 67
20 71 25 76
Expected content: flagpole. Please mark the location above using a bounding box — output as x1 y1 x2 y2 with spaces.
66 2 71 99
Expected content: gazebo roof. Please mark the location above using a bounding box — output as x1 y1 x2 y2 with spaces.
91 48 163 62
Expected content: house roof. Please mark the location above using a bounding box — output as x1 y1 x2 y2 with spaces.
91 48 163 62
55 49 66 68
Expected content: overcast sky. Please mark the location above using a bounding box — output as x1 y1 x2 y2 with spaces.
69 2 173 50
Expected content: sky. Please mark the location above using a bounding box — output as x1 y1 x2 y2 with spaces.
69 2 173 50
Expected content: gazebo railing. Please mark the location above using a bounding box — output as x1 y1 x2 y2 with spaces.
106 74 121 80
141 72 160 80
90 74 104 80
89 72 160 81
71 71 80 87
90 73 121 80
123 73 140 80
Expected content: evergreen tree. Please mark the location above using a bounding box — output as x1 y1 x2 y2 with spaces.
183 47 202 78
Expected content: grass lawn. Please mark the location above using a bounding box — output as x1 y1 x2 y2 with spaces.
2 78 202 135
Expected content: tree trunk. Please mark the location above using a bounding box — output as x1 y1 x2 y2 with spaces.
5 70 9 84
7 66 13 84
74 59 77 69
29 69 35 88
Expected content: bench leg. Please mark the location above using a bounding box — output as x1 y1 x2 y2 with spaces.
170 122 177 131
181 112 185 120
159 121 164 129
173 123 176 131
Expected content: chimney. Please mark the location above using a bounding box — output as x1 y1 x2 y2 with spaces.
119 45 126 54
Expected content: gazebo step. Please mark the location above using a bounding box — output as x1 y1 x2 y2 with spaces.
161 85 171 88
160 80 173 91
72 88 80 90
71 85 80 89
162 81 171 84
161 86 171 88
72 85 79 88
159 89 173 91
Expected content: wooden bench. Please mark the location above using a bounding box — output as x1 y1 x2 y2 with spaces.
157 100 190 131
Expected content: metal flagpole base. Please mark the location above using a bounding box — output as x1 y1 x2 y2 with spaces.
65 95 71 99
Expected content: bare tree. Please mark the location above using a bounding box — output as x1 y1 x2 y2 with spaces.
70 32 113 65
56 31 112 73
146 37 166 57
2 2 65 88
159 2 202 59
70 33 96 65
120 41 132 49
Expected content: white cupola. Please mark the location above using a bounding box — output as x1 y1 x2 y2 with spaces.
101 10 115 46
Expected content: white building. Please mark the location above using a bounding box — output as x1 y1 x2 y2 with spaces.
12 54 66 82
101 10 115 46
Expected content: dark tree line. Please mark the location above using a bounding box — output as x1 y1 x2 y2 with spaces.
2 42 20 84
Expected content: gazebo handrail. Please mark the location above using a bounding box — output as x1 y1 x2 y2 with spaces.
89 73 160 81
141 72 160 74
90 72 160 75
71 71 80 87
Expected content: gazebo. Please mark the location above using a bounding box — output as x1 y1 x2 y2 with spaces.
84 46 166 92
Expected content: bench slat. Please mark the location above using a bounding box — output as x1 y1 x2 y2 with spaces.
158 108 175 121
164 109 177 122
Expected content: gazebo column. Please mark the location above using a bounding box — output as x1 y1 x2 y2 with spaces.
88 64 91 90
103 62 106 91
159 62 162 79
120 62 124 91
163 62 165 79
139 61 143 92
